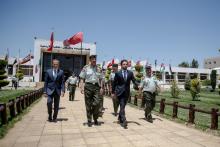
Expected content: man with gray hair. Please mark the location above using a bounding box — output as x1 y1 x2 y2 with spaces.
44 59 65 122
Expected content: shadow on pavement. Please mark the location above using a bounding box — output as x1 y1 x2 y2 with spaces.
57 118 68 121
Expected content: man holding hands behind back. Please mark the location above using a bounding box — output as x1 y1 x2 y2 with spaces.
44 59 65 122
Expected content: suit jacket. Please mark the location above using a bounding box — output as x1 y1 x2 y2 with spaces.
112 70 137 98
44 69 65 96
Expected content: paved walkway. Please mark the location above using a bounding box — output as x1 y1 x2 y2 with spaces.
0 88 219 147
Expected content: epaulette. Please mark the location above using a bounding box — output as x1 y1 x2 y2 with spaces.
83 65 89 69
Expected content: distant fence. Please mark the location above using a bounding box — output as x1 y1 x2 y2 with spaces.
104 90 220 130
0 88 43 125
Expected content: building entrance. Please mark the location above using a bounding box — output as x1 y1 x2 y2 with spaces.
42 52 86 81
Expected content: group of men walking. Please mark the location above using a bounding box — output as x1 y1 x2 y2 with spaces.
43 55 159 129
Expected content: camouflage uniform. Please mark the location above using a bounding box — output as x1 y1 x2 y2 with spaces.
98 74 105 116
110 72 119 115
66 76 78 101
140 75 158 121
79 64 103 122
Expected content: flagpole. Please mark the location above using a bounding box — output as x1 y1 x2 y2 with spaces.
80 41 83 71
18 48 20 70
29 49 31 86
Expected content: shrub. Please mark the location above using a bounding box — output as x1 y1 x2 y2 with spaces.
0 60 9 89
210 70 217 91
218 84 220 95
15 69 24 81
184 76 191 90
190 78 200 100
201 79 211 86
170 80 180 98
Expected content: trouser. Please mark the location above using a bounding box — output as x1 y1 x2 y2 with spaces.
143 91 156 119
84 83 101 122
47 91 60 119
99 94 104 111
118 92 128 123
112 97 119 114
69 84 76 101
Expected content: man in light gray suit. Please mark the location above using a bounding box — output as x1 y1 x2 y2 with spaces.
44 59 65 122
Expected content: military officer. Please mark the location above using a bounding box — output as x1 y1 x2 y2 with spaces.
139 65 160 123
79 55 104 127
66 72 78 101
110 64 119 116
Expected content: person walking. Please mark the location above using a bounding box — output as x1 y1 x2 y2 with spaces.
66 72 78 101
44 59 65 122
79 54 104 127
112 59 137 129
110 64 119 116
139 65 160 123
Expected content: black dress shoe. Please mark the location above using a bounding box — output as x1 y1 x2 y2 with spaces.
48 118 52 122
53 118 57 123
88 121 92 127
94 120 100 126
122 121 128 129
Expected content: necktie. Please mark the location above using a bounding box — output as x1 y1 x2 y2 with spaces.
123 70 127 81
54 70 57 79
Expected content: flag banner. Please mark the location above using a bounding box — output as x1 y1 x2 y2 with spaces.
64 32 83 46
160 63 165 73
168 64 172 75
13 58 17 65
19 54 34 64
47 32 54 51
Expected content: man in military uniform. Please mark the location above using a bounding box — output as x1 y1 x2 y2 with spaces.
79 55 104 127
98 70 105 117
66 72 78 101
110 64 119 116
139 65 160 123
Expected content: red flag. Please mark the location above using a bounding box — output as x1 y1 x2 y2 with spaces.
47 32 54 51
111 59 115 64
64 32 83 46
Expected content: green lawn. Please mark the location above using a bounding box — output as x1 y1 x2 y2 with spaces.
0 89 36 138
130 88 220 134
0 89 32 103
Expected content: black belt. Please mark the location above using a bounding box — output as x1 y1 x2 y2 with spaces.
85 82 99 86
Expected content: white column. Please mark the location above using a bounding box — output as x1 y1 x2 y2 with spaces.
197 73 201 80
207 74 210 80
12 65 16 76
174 72 178 83
162 72 166 84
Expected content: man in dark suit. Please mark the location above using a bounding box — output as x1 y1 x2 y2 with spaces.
112 59 137 129
44 59 65 122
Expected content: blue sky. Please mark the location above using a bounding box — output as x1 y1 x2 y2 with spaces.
0 0 220 67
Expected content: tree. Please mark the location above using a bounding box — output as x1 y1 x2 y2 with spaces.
210 70 217 92
178 62 189 68
0 60 9 89
191 59 199 68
